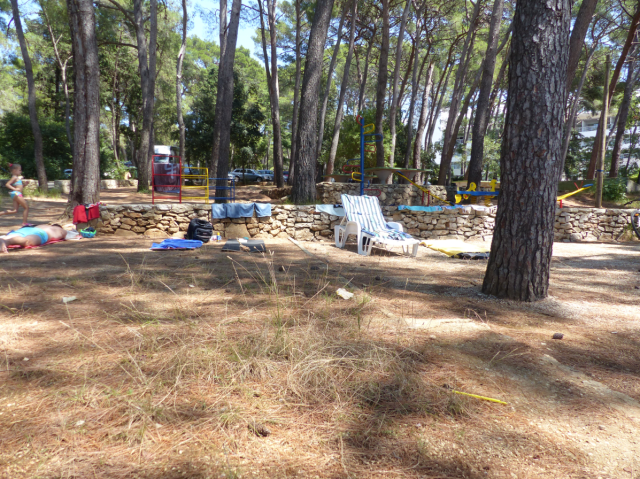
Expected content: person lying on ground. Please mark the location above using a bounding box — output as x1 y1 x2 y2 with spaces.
0 164 29 225
0 224 68 253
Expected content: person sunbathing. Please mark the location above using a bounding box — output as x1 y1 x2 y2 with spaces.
0 224 68 253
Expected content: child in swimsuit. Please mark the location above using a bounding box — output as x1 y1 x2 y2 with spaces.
0 163 29 225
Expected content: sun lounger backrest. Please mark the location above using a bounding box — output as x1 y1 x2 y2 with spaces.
341 195 388 233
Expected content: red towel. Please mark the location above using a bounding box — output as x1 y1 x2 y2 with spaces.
87 204 100 221
7 238 68 250
73 205 88 224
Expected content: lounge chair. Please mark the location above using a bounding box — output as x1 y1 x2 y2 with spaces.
335 194 420 256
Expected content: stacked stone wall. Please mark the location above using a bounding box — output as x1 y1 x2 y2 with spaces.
316 182 454 206
96 204 636 243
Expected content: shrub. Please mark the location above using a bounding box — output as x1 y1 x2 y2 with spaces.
602 177 628 202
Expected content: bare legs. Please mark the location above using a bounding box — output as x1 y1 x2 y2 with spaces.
0 196 29 224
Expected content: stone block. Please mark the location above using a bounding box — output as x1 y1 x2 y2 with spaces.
122 218 137 226
114 228 138 237
144 229 169 238
226 222 250 239
119 224 132 230
132 226 146 233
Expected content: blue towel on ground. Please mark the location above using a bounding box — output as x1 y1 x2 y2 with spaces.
254 203 272 217
151 239 203 250
225 203 255 218
398 205 444 212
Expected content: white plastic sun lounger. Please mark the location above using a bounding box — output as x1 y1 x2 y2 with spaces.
334 194 420 256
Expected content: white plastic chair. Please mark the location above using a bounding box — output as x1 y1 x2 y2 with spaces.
334 194 420 256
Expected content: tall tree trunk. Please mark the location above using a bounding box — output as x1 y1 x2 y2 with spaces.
288 0 302 185
437 1 482 185
259 0 285 187
10 0 47 191
609 60 640 177
403 42 428 169
133 0 157 191
213 0 242 199
290 0 336 203
566 0 598 90
316 3 348 162
560 47 594 172
413 61 434 171
483 0 570 301
327 0 358 175
375 0 390 169
357 35 375 112
210 0 229 182
467 0 505 188
66 0 100 207
426 63 453 153
176 0 187 163
387 0 412 167
587 4 640 179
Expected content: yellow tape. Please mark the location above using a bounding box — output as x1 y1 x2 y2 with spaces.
452 390 508 405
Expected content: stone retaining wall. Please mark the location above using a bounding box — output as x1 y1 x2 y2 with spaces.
316 182 455 206
96 204 636 243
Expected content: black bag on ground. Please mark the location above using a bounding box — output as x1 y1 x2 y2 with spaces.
186 219 213 243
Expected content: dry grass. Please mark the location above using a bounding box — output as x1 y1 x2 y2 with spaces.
1 238 640 478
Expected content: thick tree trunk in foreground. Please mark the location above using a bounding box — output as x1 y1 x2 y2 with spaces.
327 0 358 175
467 0 505 188
213 0 242 199
176 0 187 163
387 0 412 167
482 0 570 301
11 0 48 191
587 4 640 179
66 0 101 207
210 0 229 182
610 60 640 177
375 0 390 169
290 0 335 203
132 0 157 190
566 0 598 90
288 0 302 185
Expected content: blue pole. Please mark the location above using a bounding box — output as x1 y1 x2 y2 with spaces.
360 117 364 196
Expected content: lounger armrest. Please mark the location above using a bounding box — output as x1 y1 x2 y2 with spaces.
386 222 404 232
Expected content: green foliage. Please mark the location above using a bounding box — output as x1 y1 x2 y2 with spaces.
602 177 628 202
0 112 71 179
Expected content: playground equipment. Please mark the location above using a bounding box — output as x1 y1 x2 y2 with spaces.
455 180 499 206
151 155 210 204
556 182 593 207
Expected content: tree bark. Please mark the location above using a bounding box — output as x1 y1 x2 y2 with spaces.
610 60 640 177
290 0 335 203
259 0 285 187
482 0 570 301
426 63 453 154
375 0 390 169
403 42 428 170
327 0 358 175
437 0 481 185
132 0 157 191
288 0 302 185
176 0 187 164
412 61 434 171
213 0 242 199
586 4 640 179
316 3 348 162
387 0 412 167
357 34 375 112
210 0 229 183
467 0 505 188
566 0 598 90
66 0 101 207
10 0 47 191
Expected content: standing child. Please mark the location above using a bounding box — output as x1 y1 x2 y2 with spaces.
0 164 29 225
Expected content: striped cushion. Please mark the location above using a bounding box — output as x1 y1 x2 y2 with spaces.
341 194 414 242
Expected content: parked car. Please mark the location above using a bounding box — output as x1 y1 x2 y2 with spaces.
283 170 289 182
230 168 265 182
257 170 274 181
63 169 72 179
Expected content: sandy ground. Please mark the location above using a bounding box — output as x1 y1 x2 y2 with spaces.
1 236 640 478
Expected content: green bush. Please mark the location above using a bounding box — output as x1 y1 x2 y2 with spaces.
602 177 628 202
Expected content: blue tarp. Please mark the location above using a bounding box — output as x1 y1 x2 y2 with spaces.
211 202 273 219
151 239 203 250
